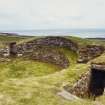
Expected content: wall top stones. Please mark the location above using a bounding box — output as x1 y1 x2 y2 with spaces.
77 45 105 63
91 64 105 70
17 36 78 53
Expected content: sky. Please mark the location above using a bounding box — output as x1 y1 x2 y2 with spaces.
0 0 105 31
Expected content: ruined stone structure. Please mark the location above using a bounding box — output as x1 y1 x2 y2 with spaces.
24 46 70 68
65 70 91 98
67 56 105 99
88 64 105 99
9 42 17 57
0 37 105 68
16 37 78 68
17 37 78 54
0 37 104 62
77 45 105 63
0 37 105 98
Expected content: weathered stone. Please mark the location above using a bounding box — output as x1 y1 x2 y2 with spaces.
67 71 91 98
9 42 17 57
91 64 105 70
57 89 81 101
77 45 104 63
67 61 105 99
24 46 70 68
17 37 78 54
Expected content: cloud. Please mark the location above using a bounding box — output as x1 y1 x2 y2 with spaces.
0 0 105 30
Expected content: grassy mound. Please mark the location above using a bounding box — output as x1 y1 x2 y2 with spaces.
0 35 105 105
91 53 105 65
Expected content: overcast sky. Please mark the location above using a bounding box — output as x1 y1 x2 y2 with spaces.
0 0 105 31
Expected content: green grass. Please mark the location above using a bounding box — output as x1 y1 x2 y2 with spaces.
0 35 30 42
0 62 91 105
91 53 105 64
0 35 105 105
0 47 93 105
0 35 34 48
66 36 105 46
0 62 93 105
0 58 61 80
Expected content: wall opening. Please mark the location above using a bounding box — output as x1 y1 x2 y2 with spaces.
9 42 17 57
88 68 105 99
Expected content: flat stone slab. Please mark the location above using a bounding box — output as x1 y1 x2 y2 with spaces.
91 64 105 70
57 89 81 101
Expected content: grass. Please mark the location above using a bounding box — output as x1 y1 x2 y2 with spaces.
91 53 105 64
66 36 105 46
0 35 105 48
0 58 61 80
0 47 93 105
0 35 30 42
0 35 105 105
0 35 34 48
0 62 91 105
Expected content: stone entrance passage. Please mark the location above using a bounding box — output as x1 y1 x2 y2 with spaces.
9 42 17 57
88 65 105 99
68 63 105 100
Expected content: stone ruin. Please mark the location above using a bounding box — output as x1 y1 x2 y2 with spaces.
9 42 17 57
64 69 91 98
0 42 17 57
23 46 70 68
0 37 76 68
0 37 105 68
0 37 79 68
0 37 105 99
0 37 104 61
88 64 105 99
16 36 78 54
77 45 105 63
65 57 105 100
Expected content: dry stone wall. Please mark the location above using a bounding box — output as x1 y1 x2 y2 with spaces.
0 37 105 67
24 46 70 68
77 45 105 63
16 37 78 54
65 70 91 98
66 63 105 99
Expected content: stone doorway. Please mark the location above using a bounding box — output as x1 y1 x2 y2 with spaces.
9 42 17 57
89 68 105 99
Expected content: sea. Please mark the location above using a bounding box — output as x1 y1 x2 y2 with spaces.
1 29 105 38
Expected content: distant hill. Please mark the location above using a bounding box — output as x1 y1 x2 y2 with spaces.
87 38 105 41
0 32 19 36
